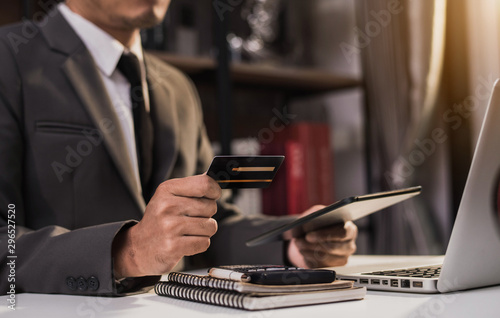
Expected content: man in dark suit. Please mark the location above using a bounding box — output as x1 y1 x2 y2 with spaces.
0 0 357 295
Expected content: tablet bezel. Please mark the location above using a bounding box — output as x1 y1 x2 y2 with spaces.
246 186 422 247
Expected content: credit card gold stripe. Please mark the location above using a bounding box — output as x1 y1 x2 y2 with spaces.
231 167 275 172
217 179 272 183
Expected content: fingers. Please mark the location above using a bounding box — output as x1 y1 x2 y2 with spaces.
153 195 218 218
293 238 356 268
295 237 357 256
305 221 358 243
175 216 218 237
159 175 222 200
155 235 213 264
158 215 218 237
178 236 213 256
300 249 350 267
287 221 359 268
147 178 219 218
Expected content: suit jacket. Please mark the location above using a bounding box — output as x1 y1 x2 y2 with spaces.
0 9 289 295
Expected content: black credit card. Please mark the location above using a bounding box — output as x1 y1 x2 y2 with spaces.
207 155 284 189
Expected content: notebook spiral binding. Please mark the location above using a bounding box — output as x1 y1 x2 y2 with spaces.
155 281 246 309
167 272 238 290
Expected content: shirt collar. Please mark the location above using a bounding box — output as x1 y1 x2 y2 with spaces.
58 3 144 77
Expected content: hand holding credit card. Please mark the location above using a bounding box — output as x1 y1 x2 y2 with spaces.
206 155 284 189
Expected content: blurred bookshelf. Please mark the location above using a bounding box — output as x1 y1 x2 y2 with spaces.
141 0 365 159
149 51 361 94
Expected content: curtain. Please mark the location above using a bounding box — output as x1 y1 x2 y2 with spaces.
357 0 448 254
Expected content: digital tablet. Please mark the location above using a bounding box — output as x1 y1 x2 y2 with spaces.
246 186 422 247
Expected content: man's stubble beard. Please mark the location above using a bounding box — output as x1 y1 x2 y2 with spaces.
112 10 165 31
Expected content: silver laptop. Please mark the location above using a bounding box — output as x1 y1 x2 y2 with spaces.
336 79 500 293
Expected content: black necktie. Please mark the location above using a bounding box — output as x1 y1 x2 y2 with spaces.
116 53 154 201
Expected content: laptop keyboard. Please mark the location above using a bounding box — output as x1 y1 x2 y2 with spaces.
362 265 442 278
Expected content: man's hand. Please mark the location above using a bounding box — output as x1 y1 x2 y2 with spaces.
287 205 358 268
112 175 221 278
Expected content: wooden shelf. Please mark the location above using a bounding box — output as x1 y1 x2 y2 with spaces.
149 52 215 74
149 51 361 94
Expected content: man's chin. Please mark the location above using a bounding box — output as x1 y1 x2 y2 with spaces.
115 8 166 30
128 12 164 29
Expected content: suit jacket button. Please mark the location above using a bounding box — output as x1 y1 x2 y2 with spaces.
77 276 88 291
66 276 77 291
88 276 100 291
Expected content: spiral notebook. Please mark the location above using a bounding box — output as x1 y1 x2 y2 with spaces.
155 272 366 311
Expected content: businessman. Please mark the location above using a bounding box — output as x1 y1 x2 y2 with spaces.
0 0 357 295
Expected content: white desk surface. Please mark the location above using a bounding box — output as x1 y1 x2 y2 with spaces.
2 255 500 318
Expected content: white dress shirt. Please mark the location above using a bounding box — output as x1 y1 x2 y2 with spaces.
58 3 151 193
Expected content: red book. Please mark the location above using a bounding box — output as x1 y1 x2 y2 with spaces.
260 129 288 216
260 122 334 216
312 123 334 205
286 123 317 210
285 140 306 215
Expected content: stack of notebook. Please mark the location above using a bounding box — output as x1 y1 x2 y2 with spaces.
155 271 366 310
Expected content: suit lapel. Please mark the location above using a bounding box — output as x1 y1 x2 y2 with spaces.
62 53 146 211
145 56 179 189
39 8 146 211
